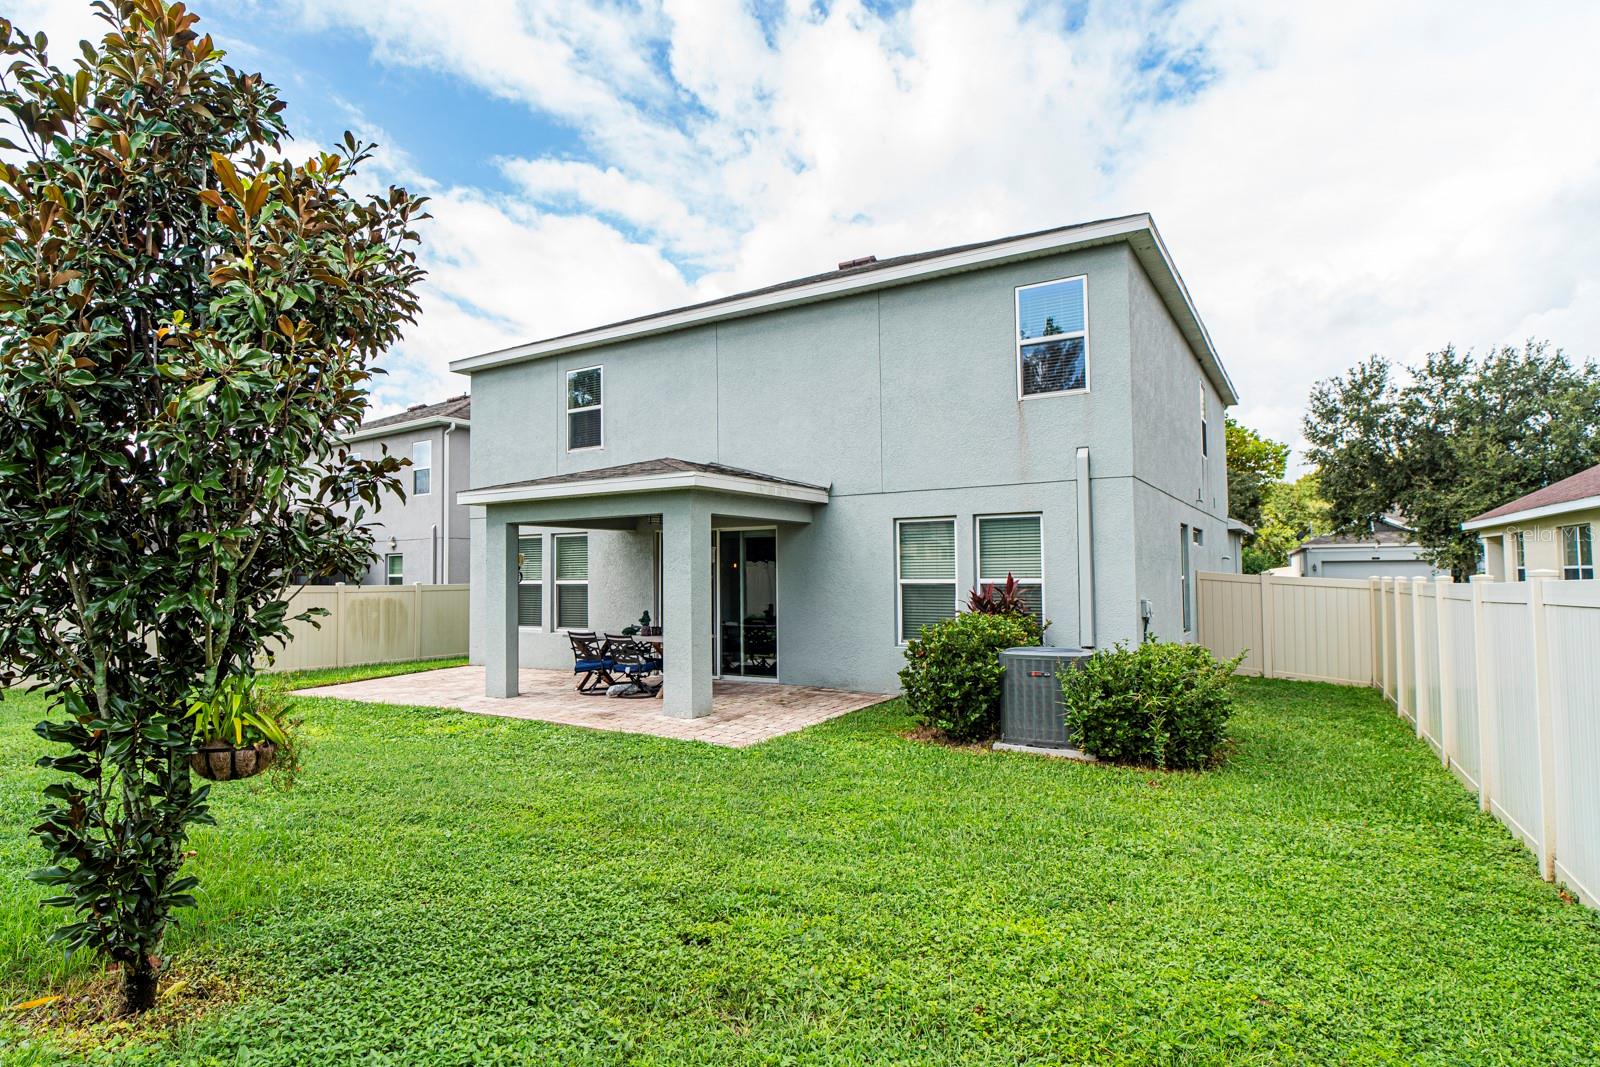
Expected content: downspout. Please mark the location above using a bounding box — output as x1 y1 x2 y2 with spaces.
1076 446 1096 648
441 424 454 583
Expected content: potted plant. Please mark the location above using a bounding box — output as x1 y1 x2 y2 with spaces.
185 675 296 782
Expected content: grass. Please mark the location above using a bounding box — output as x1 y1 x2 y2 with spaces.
2 666 1599 1064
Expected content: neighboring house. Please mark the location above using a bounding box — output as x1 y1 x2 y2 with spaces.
1463 463 1600 581
342 395 472 585
1288 515 1443 579
453 213 1237 718
1225 518 1252 573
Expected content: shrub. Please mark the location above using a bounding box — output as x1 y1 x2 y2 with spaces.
1061 641 1242 770
899 611 1041 741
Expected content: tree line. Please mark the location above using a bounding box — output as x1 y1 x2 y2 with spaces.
1230 341 1600 577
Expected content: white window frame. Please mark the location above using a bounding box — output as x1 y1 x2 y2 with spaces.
411 439 432 496
566 365 604 452
385 553 404 586
1515 531 1528 582
554 533 590 630
975 513 1044 625
1561 523 1594 581
518 532 544 631
1015 274 1090 401
895 517 958 646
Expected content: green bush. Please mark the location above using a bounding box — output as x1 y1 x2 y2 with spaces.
899 611 1042 741
1061 640 1242 769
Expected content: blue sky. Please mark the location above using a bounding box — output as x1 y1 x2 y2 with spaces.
20 0 1600 459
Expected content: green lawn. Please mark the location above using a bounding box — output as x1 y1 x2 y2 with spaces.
2 666 1598 1065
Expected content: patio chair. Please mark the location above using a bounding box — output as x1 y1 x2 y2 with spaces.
567 631 615 694
604 633 663 697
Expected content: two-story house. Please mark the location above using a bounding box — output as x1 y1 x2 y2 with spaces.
453 214 1237 718
342 395 472 585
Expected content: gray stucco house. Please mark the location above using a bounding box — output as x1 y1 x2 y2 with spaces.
455 214 1237 718
342 395 471 585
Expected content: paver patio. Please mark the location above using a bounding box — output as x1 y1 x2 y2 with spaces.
294 664 891 747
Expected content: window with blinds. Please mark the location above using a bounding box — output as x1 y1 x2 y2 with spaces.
567 366 602 451
517 533 542 628
977 515 1043 625
897 518 956 643
555 534 589 628
1016 275 1087 397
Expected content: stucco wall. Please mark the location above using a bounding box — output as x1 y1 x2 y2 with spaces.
1126 257 1233 642
1477 508 1600 579
347 424 471 585
466 242 1227 691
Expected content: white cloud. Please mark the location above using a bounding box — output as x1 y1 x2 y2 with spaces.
23 0 1600 465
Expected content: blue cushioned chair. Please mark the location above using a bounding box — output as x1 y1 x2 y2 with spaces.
567 631 615 694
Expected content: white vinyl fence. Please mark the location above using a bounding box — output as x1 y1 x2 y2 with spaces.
261 583 469 672
1199 569 1600 909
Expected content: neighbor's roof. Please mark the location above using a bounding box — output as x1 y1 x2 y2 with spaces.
449 213 1238 406
345 395 471 443
1462 463 1600 531
1293 527 1417 552
457 457 829 507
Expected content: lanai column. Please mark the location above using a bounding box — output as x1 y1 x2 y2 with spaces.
485 513 520 698
661 495 713 718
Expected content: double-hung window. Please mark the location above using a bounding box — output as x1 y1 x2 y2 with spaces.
897 519 957 643
567 367 603 451
412 440 432 496
385 553 404 586
1015 275 1087 397
517 533 543 628
555 534 589 628
977 515 1043 626
1514 532 1528 581
1562 524 1594 580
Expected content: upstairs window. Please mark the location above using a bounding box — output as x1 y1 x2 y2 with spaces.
897 518 957 643
977 515 1043 627
412 440 432 496
567 367 603 451
1016 275 1087 397
1562 524 1594 580
518 533 543 628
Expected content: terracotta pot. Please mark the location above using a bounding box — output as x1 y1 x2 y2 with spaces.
189 740 277 781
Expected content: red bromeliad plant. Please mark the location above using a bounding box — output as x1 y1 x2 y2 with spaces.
967 573 1032 617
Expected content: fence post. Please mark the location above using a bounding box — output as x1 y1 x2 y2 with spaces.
1370 577 1383 689
1259 572 1275 680
1434 575 1456 770
334 582 347 668
1529 571 1559 882
1470 575 1495 815
1392 577 1408 720
1410 576 1428 740
412 582 424 661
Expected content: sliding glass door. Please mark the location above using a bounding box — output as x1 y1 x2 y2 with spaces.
717 530 777 679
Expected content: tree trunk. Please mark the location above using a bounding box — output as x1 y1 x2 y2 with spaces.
118 955 158 1016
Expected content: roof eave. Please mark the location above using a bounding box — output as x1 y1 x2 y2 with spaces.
458 470 830 507
342 415 470 445
1462 494 1600 532
449 214 1239 407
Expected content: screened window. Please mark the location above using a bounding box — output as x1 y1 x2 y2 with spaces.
897 519 957 643
412 440 432 495
1016 276 1087 397
1515 532 1528 582
977 515 1043 626
517 533 543 628
1562 524 1594 580
555 534 589 628
385 553 404 586
567 367 603 451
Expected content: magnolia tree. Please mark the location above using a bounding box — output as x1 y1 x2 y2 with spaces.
0 1 425 1014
